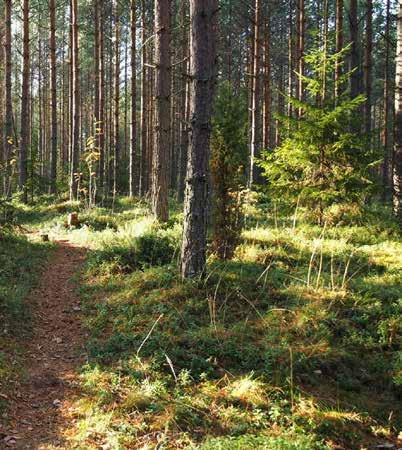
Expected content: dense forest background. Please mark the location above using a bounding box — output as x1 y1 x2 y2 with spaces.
0 0 400 214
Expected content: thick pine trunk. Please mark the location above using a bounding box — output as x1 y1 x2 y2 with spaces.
152 0 171 221
393 1 402 217
181 0 217 278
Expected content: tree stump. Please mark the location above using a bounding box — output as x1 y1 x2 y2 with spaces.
68 212 79 227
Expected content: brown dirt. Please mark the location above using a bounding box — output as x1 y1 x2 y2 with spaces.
1 240 87 449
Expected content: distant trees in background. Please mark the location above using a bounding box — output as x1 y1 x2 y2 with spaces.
0 0 401 275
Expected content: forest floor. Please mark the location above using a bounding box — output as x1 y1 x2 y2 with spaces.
2 239 87 449
0 196 401 449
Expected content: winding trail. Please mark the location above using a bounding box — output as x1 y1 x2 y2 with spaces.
3 240 87 449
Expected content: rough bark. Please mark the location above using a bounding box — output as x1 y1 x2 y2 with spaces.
152 0 171 221
181 0 217 278
393 0 402 217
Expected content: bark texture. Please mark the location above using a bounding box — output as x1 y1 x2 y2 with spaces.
152 0 171 221
394 0 402 217
181 0 217 278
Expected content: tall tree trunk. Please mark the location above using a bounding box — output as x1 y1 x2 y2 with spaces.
249 0 262 187
349 0 360 99
3 0 12 197
181 0 217 278
152 0 171 221
19 0 30 203
129 0 137 197
139 0 147 196
296 0 304 109
393 0 402 217
262 7 271 150
98 0 105 196
69 0 80 200
49 0 57 194
0 11 4 194
364 0 372 136
334 0 343 100
382 0 391 199
287 2 294 119
113 0 120 198
177 2 189 202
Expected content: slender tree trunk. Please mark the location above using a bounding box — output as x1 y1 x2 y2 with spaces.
3 0 12 197
349 0 360 99
19 0 30 203
382 0 391 200
393 0 402 217
287 2 294 119
49 0 57 193
296 0 304 108
140 0 147 196
129 0 137 197
364 0 373 136
98 0 105 197
69 0 80 200
0 12 4 194
181 0 217 278
249 0 262 187
262 6 271 150
335 0 343 100
152 0 171 221
177 3 189 202
113 0 120 197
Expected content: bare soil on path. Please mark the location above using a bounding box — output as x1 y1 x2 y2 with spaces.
2 240 87 449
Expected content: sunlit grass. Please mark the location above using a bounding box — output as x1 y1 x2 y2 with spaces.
8 196 401 448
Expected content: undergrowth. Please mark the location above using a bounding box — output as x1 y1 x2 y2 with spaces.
59 198 401 449
0 228 52 407
3 197 401 449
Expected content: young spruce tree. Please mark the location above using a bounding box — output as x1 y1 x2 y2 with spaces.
260 49 379 224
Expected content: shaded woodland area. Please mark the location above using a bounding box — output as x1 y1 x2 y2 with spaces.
0 0 401 449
